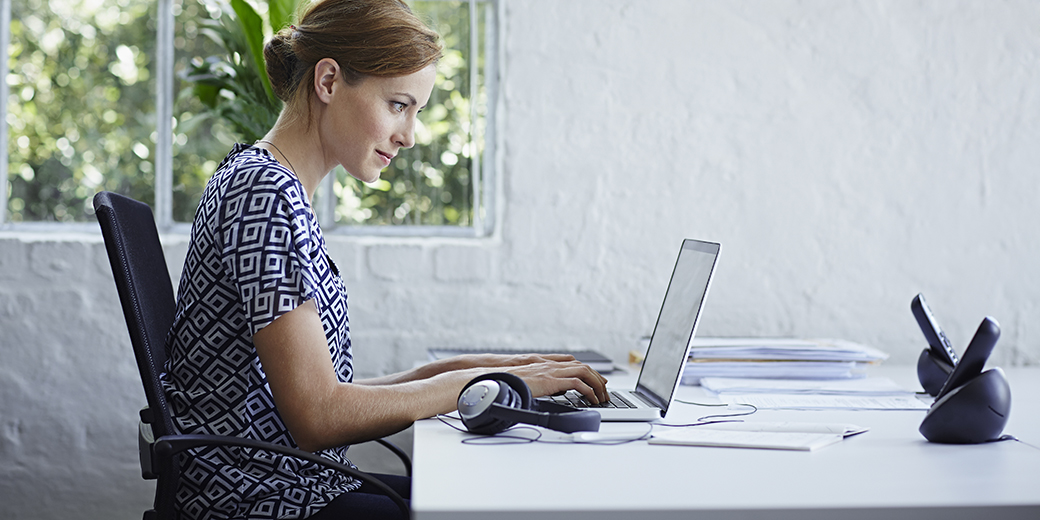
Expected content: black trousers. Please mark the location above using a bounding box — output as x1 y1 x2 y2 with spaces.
308 473 411 520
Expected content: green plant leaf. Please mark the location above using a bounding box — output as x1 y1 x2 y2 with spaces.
192 82 221 108
230 0 276 105
269 0 298 33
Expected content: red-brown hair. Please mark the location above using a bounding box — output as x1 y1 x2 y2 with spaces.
264 0 442 124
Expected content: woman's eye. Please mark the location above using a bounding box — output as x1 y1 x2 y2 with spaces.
391 101 407 113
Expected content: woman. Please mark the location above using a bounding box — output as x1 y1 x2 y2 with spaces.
164 1 609 518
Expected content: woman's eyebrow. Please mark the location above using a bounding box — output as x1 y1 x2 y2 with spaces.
394 92 419 106
393 92 428 111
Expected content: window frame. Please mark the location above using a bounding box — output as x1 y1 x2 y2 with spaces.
0 0 498 238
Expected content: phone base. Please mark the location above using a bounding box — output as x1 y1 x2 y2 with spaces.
919 367 1011 444
916 348 954 397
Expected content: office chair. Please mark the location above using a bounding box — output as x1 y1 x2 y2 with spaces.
93 191 410 519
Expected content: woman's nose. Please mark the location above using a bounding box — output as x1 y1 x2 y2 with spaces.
395 117 416 149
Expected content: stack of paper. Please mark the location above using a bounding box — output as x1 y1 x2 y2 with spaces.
698 377 909 395
681 338 889 384
698 377 930 410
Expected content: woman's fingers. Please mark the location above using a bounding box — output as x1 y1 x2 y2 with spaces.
450 354 609 403
506 361 609 404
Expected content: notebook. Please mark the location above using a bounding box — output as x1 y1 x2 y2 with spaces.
648 428 843 451
540 238 721 421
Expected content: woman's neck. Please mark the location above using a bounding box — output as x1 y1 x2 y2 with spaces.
258 119 327 199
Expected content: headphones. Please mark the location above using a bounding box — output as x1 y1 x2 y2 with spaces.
457 373 601 435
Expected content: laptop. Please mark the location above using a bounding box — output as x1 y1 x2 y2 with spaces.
540 238 721 421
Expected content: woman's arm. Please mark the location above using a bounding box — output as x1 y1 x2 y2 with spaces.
355 352 602 386
253 300 608 452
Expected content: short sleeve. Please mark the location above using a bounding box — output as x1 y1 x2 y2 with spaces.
219 170 318 336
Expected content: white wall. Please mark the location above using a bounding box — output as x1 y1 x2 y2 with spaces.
2 1 1038 517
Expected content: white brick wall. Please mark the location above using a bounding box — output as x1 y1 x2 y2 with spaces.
2 1 1039 517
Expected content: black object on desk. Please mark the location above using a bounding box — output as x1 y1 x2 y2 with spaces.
910 295 1011 444
911 293 956 396
458 372 601 434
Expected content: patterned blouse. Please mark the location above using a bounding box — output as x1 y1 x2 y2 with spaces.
164 144 359 519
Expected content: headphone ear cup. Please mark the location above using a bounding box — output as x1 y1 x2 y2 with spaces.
457 372 532 435
487 372 533 411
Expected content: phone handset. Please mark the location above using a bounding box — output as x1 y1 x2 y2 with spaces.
934 317 1000 400
911 293 958 367
911 294 957 396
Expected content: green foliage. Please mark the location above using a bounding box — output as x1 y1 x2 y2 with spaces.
268 0 298 33
7 0 158 222
179 0 488 228
181 0 281 143
7 0 487 228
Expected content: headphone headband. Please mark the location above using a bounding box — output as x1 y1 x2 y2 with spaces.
457 372 601 435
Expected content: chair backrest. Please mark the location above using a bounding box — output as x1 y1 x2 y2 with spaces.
94 191 177 439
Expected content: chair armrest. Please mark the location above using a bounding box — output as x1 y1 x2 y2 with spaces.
151 433 409 517
373 438 412 477
139 420 158 480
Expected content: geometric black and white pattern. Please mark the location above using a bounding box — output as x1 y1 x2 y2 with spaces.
164 144 358 519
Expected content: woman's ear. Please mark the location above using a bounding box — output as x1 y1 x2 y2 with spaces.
313 58 340 104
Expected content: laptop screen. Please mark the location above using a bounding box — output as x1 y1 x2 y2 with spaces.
635 239 720 413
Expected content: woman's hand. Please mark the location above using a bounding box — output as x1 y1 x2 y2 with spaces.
426 352 609 404
497 359 610 404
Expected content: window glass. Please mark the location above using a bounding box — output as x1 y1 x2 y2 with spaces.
5 0 489 231
172 0 242 223
331 0 487 228
6 0 155 222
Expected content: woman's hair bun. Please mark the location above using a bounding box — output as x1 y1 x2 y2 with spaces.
263 31 300 102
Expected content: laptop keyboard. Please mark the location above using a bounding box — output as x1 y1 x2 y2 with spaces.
546 390 639 409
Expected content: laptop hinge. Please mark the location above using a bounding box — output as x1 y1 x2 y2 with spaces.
633 385 669 410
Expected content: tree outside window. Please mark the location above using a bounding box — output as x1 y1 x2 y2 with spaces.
4 0 493 236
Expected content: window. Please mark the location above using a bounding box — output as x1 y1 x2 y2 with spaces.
2 0 496 237
4 0 158 225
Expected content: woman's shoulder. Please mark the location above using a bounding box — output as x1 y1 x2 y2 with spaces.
205 143 309 209
193 143 313 232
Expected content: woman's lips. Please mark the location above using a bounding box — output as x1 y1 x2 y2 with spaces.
376 150 394 166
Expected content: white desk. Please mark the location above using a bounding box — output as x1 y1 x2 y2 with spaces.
412 366 1040 519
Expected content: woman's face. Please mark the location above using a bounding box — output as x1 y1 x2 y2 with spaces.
320 63 437 183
